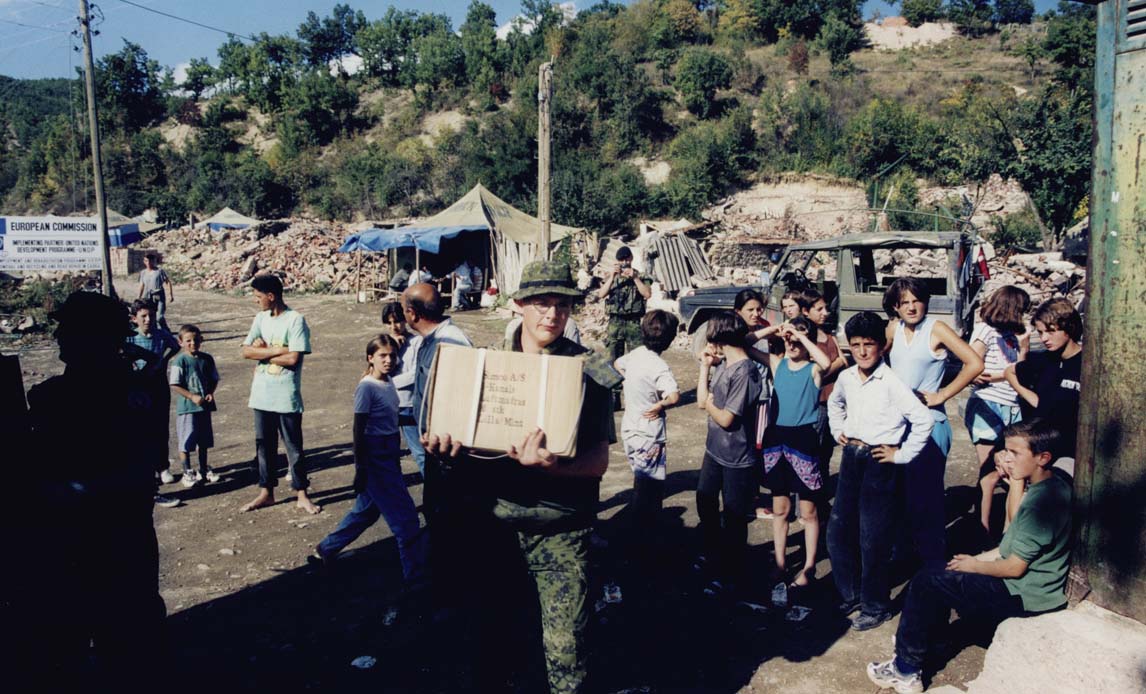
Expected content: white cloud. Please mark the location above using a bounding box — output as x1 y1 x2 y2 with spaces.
496 2 578 41
171 61 191 86
329 54 363 77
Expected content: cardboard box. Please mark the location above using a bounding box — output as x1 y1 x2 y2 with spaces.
425 343 585 457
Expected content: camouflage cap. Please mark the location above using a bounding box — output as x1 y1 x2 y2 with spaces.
511 260 584 301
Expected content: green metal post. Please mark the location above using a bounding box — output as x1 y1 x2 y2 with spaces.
1071 0 1146 622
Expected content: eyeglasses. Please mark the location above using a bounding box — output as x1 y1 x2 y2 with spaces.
524 299 572 315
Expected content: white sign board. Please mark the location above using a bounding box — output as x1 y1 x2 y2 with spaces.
0 216 102 272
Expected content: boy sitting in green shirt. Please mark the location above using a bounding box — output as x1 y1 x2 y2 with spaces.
867 418 1072 693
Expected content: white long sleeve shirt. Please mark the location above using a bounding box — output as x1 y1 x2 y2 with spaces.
828 362 934 464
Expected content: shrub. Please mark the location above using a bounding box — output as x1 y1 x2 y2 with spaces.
989 207 1043 252
901 0 944 27
674 48 733 119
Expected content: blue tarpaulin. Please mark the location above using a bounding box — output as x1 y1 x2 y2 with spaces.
108 224 141 247
338 228 423 252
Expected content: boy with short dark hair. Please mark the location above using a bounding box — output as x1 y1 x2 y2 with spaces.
124 299 181 506
240 274 320 514
827 311 933 631
614 310 681 530
1004 297 1083 464
867 418 1072 694
169 324 220 486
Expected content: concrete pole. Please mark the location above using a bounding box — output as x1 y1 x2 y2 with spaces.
537 62 552 261
78 0 115 298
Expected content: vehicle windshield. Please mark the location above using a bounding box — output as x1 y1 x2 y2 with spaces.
854 247 950 296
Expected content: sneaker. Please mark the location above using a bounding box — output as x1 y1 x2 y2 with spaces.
159 470 176 484
203 469 221 484
838 598 861 616
155 494 182 508
181 470 200 488
866 659 923 694
851 611 894 632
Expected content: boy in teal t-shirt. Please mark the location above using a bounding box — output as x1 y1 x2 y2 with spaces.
239 274 320 515
866 418 1072 693
169 324 220 486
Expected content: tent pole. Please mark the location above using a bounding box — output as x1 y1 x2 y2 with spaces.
356 249 362 302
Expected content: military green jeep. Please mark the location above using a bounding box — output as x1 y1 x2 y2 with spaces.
679 231 988 353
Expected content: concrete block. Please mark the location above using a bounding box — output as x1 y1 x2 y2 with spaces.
966 601 1146 694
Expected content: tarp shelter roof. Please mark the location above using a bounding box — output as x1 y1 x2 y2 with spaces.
198 207 259 231
339 183 586 254
338 228 420 253
401 183 585 253
106 209 141 247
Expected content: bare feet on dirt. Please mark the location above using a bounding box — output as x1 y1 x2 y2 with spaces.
241 489 275 512
296 491 322 515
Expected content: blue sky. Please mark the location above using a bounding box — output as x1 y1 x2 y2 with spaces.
0 0 1064 80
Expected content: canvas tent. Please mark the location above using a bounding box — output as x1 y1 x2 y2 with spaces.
340 183 587 295
197 207 259 232
106 209 141 247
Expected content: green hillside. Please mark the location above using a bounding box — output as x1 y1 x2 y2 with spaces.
0 0 1095 248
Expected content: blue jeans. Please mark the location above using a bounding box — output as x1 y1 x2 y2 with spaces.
827 443 903 615
904 419 952 571
317 435 426 581
401 423 425 474
894 568 1026 674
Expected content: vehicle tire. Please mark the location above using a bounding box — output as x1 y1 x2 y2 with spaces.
691 320 709 359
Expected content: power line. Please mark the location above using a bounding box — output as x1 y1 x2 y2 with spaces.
0 17 70 32
113 0 255 41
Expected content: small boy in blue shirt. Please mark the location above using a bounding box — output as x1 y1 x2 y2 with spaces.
124 299 181 507
169 324 220 486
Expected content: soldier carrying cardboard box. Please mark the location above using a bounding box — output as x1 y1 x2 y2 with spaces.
423 260 621 694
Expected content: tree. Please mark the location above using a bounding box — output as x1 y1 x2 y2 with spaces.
297 4 367 68
674 48 732 118
411 29 465 93
901 0 943 27
994 0 1034 25
181 58 216 100
818 12 866 75
1001 89 1091 249
1012 36 1044 80
95 40 165 132
1043 2 1096 91
948 0 995 37
357 8 419 87
278 70 359 148
748 0 863 42
460 0 500 100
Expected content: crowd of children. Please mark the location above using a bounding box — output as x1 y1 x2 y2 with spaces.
108 253 1084 693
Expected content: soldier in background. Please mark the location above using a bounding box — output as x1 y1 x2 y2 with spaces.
597 246 651 408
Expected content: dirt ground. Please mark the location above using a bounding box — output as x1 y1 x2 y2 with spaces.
13 284 995 693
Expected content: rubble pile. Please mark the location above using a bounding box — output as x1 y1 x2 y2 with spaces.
984 251 1086 308
919 174 1031 231
139 220 372 293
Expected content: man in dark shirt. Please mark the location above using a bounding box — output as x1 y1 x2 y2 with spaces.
424 261 620 693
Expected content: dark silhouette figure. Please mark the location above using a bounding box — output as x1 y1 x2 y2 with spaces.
12 291 167 690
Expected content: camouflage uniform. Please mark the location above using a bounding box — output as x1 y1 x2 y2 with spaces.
483 260 621 693
604 273 652 362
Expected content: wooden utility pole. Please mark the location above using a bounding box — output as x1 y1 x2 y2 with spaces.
537 62 553 261
1069 0 1146 622
78 0 115 297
